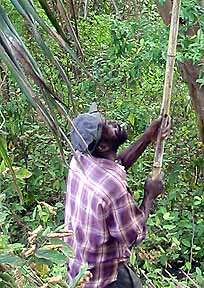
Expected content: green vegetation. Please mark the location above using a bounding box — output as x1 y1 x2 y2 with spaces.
0 1 204 287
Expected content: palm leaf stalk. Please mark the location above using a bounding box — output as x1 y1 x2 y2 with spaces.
55 0 84 58
10 0 75 110
38 0 69 44
0 5 68 112
0 5 87 173
1 4 84 147
0 43 72 168
84 0 89 19
0 6 78 164
38 0 83 58
66 0 79 40
11 0 78 61
10 0 105 94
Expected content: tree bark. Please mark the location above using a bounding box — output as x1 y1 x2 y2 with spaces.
156 1 204 142
179 61 204 142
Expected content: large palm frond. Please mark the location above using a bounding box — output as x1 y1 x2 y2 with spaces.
0 2 90 176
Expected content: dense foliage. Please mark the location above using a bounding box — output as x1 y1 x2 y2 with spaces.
0 1 204 287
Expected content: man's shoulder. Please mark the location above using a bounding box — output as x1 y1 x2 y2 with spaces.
69 153 127 191
99 170 128 202
70 152 99 170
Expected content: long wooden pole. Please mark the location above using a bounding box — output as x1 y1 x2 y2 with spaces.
152 0 181 179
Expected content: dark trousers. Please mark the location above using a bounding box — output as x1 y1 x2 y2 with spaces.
107 264 142 288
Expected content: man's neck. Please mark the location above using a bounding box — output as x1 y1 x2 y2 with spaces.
92 150 117 162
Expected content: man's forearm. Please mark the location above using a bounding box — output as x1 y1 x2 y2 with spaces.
116 132 151 170
140 195 155 222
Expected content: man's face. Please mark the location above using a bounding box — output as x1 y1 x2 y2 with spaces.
101 120 128 150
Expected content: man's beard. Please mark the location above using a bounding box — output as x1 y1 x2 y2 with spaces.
112 125 128 152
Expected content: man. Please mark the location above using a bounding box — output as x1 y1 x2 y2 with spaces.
65 103 170 287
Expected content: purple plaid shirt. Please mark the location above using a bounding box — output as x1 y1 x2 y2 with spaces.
65 151 146 287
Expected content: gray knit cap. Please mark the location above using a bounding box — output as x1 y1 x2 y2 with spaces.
70 103 103 152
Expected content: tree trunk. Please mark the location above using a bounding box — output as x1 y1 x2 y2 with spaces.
179 61 204 142
156 1 204 142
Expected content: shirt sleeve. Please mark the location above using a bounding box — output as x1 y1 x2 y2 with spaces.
105 187 147 247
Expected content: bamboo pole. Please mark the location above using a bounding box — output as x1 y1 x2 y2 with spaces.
152 0 181 179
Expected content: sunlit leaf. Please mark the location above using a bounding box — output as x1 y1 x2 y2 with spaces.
16 168 32 179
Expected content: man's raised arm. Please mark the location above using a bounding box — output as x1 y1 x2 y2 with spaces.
117 118 162 170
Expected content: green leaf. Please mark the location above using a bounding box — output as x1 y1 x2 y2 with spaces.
0 212 9 225
0 193 6 203
34 256 52 266
0 160 6 173
41 226 51 237
16 168 32 179
182 239 191 247
160 255 167 267
163 212 170 220
0 254 25 266
163 224 176 230
70 264 89 288
35 248 67 265
50 239 73 258
128 113 135 126
194 196 202 206
185 261 191 270
172 237 180 246
0 271 16 286
7 243 24 251
0 134 23 203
